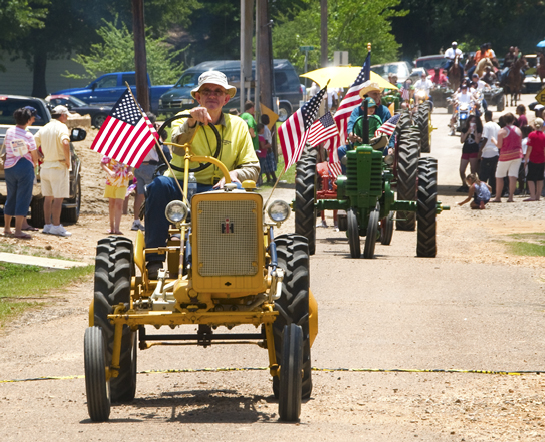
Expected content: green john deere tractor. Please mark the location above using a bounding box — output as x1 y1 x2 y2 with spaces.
294 110 448 259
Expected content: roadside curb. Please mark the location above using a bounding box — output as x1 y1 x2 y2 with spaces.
0 252 89 270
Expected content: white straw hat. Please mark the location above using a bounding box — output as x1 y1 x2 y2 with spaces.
190 71 237 98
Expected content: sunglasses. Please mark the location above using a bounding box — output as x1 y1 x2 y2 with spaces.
199 89 227 97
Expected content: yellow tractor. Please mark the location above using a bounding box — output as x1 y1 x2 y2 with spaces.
84 116 318 422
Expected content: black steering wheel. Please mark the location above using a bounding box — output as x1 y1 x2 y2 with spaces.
157 113 222 173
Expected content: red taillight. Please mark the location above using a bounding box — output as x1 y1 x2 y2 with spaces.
0 96 7 100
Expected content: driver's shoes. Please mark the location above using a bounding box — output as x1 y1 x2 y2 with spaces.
146 261 163 280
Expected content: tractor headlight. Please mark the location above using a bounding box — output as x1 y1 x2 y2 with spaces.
384 155 394 165
165 200 188 224
268 200 290 223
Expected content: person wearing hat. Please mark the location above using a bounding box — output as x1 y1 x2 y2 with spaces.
347 80 391 143
351 98 383 144
523 117 545 201
443 41 464 81
34 104 72 237
2 107 42 239
144 70 259 278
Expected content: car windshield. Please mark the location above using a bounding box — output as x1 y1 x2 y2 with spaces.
372 63 408 78
416 58 444 71
68 96 88 107
174 72 201 88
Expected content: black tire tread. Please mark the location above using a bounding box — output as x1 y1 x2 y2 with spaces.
396 127 419 231
295 150 318 255
416 157 438 257
93 236 136 402
278 324 303 422
273 234 312 399
84 326 110 422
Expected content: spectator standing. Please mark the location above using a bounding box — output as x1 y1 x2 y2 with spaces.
260 114 277 184
2 107 41 239
34 105 72 237
101 156 133 234
491 112 523 202
240 101 259 153
523 117 545 201
479 111 501 195
514 104 528 127
458 114 483 191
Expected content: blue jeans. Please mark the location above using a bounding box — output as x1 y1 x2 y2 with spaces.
144 175 241 263
337 145 349 175
4 159 34 216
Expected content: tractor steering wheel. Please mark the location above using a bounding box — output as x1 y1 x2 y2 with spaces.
157 113 222 173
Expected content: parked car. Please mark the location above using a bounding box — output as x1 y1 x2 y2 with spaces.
0 95 85 227
414 55 447 73
158 59 303 121
45 94 111 128
52 72 172 115
371 61 419 83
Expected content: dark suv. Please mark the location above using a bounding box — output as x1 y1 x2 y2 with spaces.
0 95 85 227
158 59 303 121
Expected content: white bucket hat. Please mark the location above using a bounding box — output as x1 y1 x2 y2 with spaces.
190 71 237 98
52 105 69 116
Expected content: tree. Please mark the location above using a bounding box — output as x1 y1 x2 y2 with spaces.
272 0 405 72
65 19 185 85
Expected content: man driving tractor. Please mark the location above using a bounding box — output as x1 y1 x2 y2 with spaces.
144 71 260 278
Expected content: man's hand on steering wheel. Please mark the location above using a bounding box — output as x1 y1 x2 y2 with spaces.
188 106 213 127
213 170 240 189
348 132 363 144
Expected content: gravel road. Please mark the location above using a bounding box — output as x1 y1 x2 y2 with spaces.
1 94 545 441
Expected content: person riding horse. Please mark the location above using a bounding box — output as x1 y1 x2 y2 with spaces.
468 43 498 78
502 53 528 106
444 41 465 84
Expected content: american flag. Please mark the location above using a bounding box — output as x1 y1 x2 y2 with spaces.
374 113 401 137
307 112 339 147
90 89 158 168
279 84 327 171
322 50 371 176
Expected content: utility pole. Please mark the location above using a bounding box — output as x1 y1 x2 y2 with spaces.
320 0 328 67
240 0 254 113
132 0 150 112
258 0 273 111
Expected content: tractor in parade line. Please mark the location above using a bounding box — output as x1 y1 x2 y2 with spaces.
84 114 318 423
294 105 449 260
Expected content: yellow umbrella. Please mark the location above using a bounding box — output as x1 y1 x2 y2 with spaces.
301 66 398 90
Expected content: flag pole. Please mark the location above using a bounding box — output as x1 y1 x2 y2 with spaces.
124 83 188 205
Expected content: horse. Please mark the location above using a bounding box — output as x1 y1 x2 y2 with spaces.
502 56 527 107
536 52 545 87
475 57 494 77
448 54 462 91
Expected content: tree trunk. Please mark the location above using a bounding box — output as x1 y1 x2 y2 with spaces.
132 0 150 112
31 49 48 98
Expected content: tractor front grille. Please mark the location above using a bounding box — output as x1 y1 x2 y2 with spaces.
196 199 258 277
346 146 383 196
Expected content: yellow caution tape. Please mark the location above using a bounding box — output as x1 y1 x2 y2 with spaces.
1 367 542 384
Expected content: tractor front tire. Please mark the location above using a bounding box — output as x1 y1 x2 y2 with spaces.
347 208 361 259
363 206 379 259
93 236 137 402
273 234 312 399
278 324 303 422
295 150 318 255
380 211 394 245
84 326 111 422
416 157 438 257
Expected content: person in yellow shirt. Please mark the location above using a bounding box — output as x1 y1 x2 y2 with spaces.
144 70 260 277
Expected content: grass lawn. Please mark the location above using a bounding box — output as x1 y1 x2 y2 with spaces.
505 233 545 257
0 262 94 326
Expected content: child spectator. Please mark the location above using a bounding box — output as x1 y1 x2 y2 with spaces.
260 115 277 184
514 104 528 127
256 123 270 185
101 156 133 234
458 173 491 209
523 117 545 201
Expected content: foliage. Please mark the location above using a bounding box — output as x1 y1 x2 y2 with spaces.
392 0 545 60
64 19 186 85
0 262 94 325
272 0 406 73
0 0 48 43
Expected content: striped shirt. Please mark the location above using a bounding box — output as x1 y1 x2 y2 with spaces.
2 126 37 169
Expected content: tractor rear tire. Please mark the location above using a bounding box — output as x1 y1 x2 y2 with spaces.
380 211 394 245
347 208 361 259
278 324 303 422
93 236 137 402
295 150 318 255
416 157 438 258
363 206 379 259
84 326 111 422
396 127 419 231
273 234 312 400
396 110 411 134
417 103 431 153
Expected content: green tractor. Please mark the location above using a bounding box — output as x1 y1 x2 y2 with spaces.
294 110 448 259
